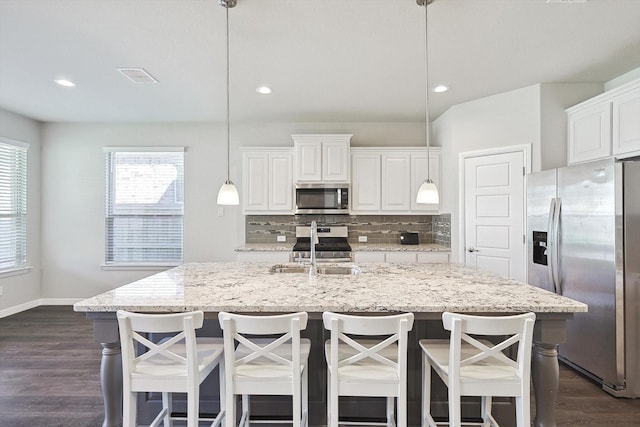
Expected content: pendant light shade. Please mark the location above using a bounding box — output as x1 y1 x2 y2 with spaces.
416 179 439 204
217 180 240 205
416 0 440 205
217 0 239 205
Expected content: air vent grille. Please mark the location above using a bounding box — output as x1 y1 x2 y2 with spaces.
116 67 158 84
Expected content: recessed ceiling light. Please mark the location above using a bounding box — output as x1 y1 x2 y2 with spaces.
256 86 272 95
433 85 448 93
54 78 76 87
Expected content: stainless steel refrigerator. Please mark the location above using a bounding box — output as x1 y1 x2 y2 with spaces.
527 157 640 397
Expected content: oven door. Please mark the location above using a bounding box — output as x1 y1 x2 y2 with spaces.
292 251 352 263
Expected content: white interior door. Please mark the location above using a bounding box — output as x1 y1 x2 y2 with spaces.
464 151 525 280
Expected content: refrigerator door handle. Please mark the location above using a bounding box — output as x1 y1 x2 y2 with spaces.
552 197 562 294
547 199 558 293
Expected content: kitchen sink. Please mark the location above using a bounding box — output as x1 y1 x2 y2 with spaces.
315 266 360 275
269 264 360 275
269 265 311 274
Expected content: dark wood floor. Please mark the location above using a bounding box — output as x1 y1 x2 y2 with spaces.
1 306 639 427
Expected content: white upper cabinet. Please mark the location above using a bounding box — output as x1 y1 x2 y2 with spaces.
567 102 612 164
381 153 411 211
612 86 640 156
292 134 351 182
351 147 441 214
241 148 293 214
351 151 381 212
567 79 640 164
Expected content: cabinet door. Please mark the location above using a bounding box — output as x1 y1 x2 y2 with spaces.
385 252 417 263
295 141 322 181
612 87 640 156
417 252 450 263
410 150 441 212
568 103 612 164
323 140 350 182
352 252 386 263
351 153 381 212
242 152 269 212
269 153 293 211
381 153 411 211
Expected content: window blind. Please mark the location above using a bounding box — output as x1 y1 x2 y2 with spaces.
0 139 28 271
105 149 184 264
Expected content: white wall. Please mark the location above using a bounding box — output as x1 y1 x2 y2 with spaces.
434 85 540 263
0 108 42 314
40 121 426 299
540 83 603 170
433 83 605 264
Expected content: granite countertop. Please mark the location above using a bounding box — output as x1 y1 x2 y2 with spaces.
74 262 587 314
235 243 450 252
235 243 294 252
349 243 449 252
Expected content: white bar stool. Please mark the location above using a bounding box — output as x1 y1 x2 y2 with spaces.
117 310 225 427
218 311 310 427
323 311 415 427
419 312 536 427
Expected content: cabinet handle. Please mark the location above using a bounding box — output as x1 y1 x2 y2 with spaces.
467 247 480 253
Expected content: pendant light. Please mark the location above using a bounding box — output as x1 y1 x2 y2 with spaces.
416 0 440 205
217 0 240 205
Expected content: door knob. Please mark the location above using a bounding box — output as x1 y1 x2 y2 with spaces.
467 247 480 253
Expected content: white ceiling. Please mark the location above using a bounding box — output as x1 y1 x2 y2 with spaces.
1 0 639 123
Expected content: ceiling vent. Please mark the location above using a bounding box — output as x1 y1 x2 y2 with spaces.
116 67 158 84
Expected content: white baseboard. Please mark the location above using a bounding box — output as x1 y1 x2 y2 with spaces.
39 298 83 306
0 298 83 318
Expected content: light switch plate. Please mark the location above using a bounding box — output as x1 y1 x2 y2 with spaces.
217 207 224 217
358 236 368 243
277 235 286 242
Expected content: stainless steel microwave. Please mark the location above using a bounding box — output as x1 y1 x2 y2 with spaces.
295 183 349 214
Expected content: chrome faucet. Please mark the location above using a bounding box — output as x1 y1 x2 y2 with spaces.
309 220 318 275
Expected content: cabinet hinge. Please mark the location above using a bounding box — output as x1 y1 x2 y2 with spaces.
523 166 526 176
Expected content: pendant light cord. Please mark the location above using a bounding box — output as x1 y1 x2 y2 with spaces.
424 0 431 182
225 5 231 182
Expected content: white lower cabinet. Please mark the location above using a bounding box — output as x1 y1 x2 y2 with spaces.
417 252 450 263
352 252 386 263
236 252 291 263
385 252 417 263
353 251 449 263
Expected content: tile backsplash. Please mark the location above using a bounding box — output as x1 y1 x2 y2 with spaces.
245 213 451 247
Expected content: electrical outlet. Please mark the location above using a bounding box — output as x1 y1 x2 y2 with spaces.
217 207 224 217
358 236 368 243
277 235 286 242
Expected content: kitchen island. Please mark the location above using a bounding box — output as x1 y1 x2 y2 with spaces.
75 262 587 427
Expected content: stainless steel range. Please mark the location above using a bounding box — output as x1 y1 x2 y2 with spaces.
292 225 352 262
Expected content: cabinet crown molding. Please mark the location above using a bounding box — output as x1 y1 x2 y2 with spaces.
566 78 640 113
291 134 353 143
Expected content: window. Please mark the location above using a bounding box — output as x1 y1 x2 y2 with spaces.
0 138 28 271
105 148 184 264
